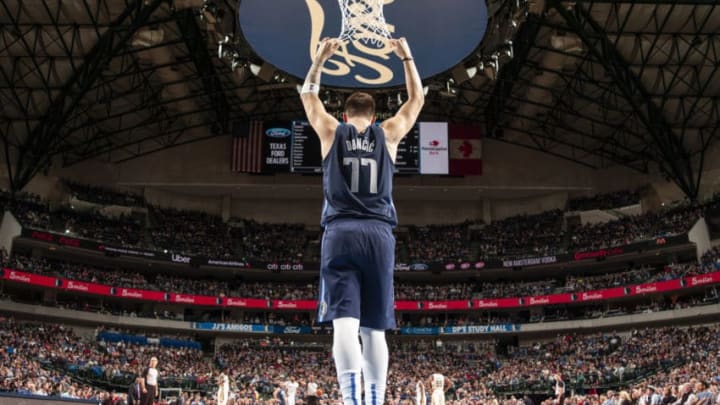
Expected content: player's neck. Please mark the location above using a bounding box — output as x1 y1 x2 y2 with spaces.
345 117 373 132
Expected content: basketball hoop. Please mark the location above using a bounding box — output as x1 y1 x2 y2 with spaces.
337 0 392 45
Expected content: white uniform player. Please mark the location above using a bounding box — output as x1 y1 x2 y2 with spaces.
429 373 448 405
217 373 229 405
416 380 426 405
285 379 299 405
554 374 565 404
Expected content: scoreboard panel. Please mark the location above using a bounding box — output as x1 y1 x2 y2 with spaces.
290 121 420 174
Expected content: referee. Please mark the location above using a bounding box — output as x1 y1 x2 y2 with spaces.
305 375 319 405
140 357 160 405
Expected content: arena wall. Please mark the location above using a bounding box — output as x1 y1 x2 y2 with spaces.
12 136 717 223
3 299 719 338
228 197 490 225
54 137 650 194
144 187 224 216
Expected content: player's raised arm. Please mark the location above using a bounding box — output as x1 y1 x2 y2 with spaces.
381 37 425 146
300 38 341 158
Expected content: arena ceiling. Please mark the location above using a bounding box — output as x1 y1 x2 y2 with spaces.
0 0 718 199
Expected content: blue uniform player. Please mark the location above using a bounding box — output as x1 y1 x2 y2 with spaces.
300 37 424 405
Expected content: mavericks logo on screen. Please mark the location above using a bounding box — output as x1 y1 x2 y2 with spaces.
239 0 488 88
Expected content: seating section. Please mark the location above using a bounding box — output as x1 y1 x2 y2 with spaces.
2 317 719 404
6 189 719 264
64 180 146 207
1 186 720 404
6 249 718 303
567 189 641 211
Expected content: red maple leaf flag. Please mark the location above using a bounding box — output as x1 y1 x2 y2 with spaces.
449 123 482 176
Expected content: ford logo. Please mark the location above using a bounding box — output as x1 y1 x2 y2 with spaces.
265 128 291 138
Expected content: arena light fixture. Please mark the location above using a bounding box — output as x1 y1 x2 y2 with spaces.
505 40 514 58
322 91 343 109
272 73 287 83
439 78 458 98
132 28 164 47
482 55 499 81
247 62 277 81
465 66 478 80
249 63 262 76
200 0 225 22
217 35 231 59
230 55 245 72
387 92 403 111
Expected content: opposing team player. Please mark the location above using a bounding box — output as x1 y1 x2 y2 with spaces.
427 373 453 405
285 376 299 405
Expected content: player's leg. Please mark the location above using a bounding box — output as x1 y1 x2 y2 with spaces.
333 317 362 405
431 390 445 405
358 220 396 405
359 327 388 405
358 220 396 330
319 220 364 405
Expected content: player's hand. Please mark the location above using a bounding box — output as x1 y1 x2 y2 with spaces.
314 38 342 64
390 37 412 60
142 388 147 394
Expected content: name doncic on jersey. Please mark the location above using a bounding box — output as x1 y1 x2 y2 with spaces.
345 137 375 153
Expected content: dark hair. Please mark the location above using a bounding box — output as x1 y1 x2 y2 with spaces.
345 92 375 118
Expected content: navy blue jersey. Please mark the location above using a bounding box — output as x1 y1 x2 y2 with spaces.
321 123 397 227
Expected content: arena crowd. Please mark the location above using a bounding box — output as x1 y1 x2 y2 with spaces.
3 189 718 264
1 316 719 405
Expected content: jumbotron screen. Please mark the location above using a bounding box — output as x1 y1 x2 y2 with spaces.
290 120 420 174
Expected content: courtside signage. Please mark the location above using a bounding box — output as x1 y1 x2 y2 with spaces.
5 268 719 311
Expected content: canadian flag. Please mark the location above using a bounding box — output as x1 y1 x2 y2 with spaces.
449 124 482 176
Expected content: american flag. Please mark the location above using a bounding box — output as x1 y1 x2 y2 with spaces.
231 120 264 173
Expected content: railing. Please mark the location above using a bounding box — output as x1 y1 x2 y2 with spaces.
3 267 718 311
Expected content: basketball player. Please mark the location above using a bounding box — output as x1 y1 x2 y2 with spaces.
426 373 453 405
217 370 229 405
285 377 299 405
300 37 424 405
306 375 319 405
416 379 427 405
140 357 159 405
553 373 565 405
273 382 287 405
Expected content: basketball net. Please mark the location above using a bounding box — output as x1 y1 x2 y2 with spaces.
338 0 392 45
